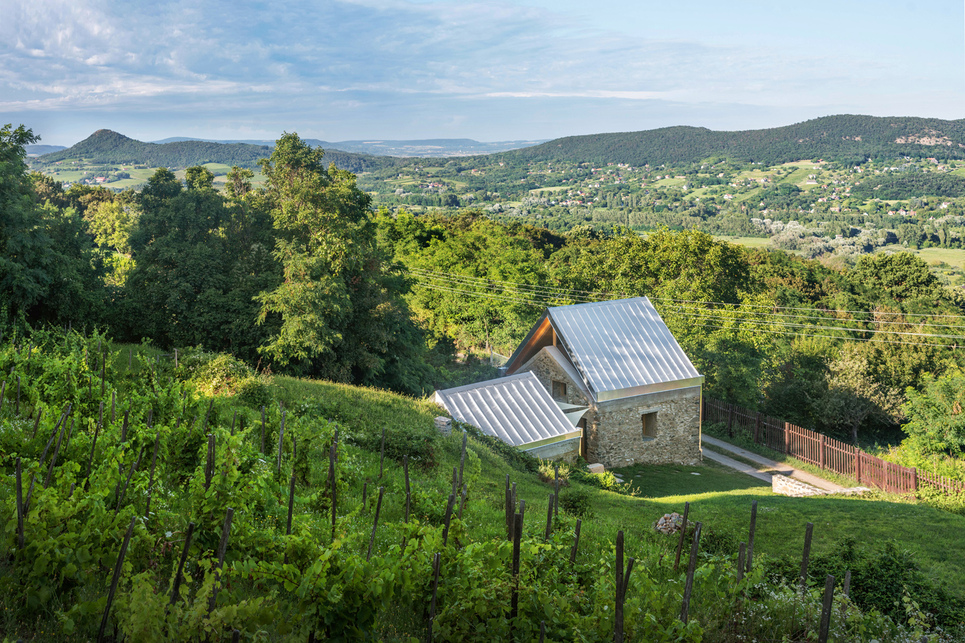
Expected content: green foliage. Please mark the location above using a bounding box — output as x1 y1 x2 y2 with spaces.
766 536 965 628
901 369 965 456
181 350 273 409
0 327 963 641
455 420 537 473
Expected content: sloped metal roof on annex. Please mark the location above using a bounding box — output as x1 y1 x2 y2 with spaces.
548 297 702 400
433 372 579 448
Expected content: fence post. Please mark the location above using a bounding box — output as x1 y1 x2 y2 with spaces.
754 413 761 444
819 435 826 470
911 467 918 493
855 451 862 484
727 404 735 437
783 422 790 454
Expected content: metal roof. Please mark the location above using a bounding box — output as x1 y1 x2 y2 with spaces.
546 297 702 402
432 372 581 448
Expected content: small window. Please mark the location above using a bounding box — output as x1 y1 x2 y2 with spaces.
642 412 657 441
552 380 567 400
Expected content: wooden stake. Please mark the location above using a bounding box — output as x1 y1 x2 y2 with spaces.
553 463 560 518
458 430 467 490
286 471 296 538
145 432 161 518
442 493 456 546
843 570 851 598
570 519 582 563
209 508 234 613
260 406 266 453
284 470 296 565
615 530 625 643
746 500 758 573
505 474 512 541
674 502 690 572
31 407 42 438
230 410 237 436
330 444 337 541
458 485 467 520
800 522 814 595
679 522 703 624
366 487 385 561
379 427 386 479
511 512 522 629
15 458 24 550
276 409 286 474
544 493 554 541
818 574 835 643
428 553 441 643
169 522 196 606
737 542 746 583
403 455 410 496
204 434 216 491
97 516 137 643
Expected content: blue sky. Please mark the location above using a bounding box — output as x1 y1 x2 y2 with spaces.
2 0 963 146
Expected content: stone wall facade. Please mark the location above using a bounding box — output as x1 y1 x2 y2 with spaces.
517 348 703 468
521 349 588 407
587 387 702 468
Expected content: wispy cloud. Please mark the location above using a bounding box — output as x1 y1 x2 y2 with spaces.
1 0 962 143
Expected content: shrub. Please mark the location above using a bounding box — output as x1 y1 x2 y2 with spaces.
180 350 272 408
558 487 593 519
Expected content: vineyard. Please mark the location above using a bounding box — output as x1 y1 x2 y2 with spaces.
0 328 962 642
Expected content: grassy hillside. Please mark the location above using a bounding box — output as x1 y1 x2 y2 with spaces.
1 333 962 641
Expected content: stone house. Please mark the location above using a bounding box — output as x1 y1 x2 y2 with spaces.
503 297 704 468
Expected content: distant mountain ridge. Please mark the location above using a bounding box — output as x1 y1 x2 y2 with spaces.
30 115 965 173
500 115 965 166
150 136 545 157
32 129 388 173
25 144 67 156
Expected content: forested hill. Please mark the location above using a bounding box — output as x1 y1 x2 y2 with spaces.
33 129 394 172
500 115 965 166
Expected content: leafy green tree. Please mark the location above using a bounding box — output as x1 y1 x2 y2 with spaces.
123 167 277 361
0 124 53 321
901 369 965 456
255 134 432 393
851 252 939 303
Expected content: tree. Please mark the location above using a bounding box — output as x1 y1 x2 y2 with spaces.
851 252 939 303
255 134 432 393
901 370 965 456
0 125 53 321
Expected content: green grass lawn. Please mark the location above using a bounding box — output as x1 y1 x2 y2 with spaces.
714 236 771 249
614 458 965 595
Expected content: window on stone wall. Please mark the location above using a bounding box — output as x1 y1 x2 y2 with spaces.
552 380 567 400
642 412 657 441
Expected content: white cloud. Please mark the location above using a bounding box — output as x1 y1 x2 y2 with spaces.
1 0 962 142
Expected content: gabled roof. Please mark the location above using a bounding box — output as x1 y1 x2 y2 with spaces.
505 297 703 402
432 371 581 449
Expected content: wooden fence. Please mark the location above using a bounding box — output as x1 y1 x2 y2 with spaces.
703 397 965 497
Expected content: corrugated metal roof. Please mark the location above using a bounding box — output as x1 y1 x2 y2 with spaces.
547 297 702 401
432 372 581 448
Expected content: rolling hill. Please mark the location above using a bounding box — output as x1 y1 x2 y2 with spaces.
499 115 965 167
31 129 394 173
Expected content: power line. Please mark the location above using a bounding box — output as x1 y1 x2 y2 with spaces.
407 266 965 328
406 269 965 345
